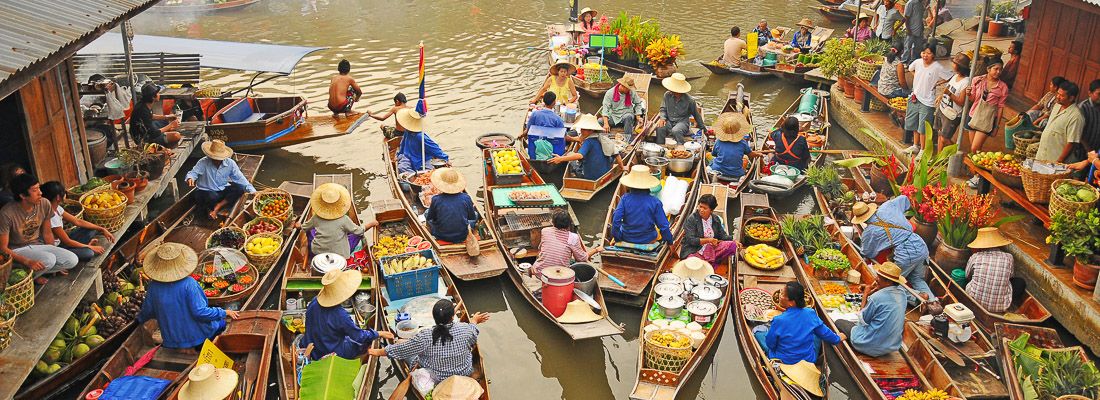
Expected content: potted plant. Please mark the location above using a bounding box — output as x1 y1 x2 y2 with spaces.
1048 209 1100 289
977 1 1019 37
927 184 1023 269
644 35 684 78
818 38 860 97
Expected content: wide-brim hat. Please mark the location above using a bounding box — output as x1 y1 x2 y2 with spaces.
550 62 578 76
779 361 824 397
143 243 198 283
201 140 234 161
671 257 715 280
616 76 637 91
621 165 660 189
796 18 815 28
662 73 691 94
968 227 1012 249
556 299 603 324
310 182 352 220
433 375 485 400
178 363 239 400
396 108 425 132
317 269 362 307
875 261 908 285
430 167 468 194
853 13 872 22
714 112 753 141
573 113 604 131
578 7 597 19
850 201 878 225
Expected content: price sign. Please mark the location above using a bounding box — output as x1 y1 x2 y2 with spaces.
198 339 234 369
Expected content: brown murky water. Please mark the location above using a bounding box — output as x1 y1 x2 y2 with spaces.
126 1 876 398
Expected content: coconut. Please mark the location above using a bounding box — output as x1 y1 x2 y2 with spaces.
72 343 91 358
85 334 106 347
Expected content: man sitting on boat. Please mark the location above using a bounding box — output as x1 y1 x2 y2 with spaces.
791 19 815 53
708 112 764 181
395 108 449 174
835 261 907 357
327 59 362 117
297 183 377 259
720 26 748 67
185 140 257 220
769 117 812 171
752 19 775 47
131 83 182 148
138 243 240 352
851 198 935 303
656 73 707 145
532 210 602 276
526 92 568 159
610 165 674 248
753 282 844 364
679 194 737 265
302 269 393 360
532 62 579 106
547 114 625 180
424 168 480 244
964 227 1019 314
600 76 645 140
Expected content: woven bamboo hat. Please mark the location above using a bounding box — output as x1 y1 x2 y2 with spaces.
616 76 637 91
671 257 715 280
714 112 753 141
550 61 578 76
310 182 352 220
621 165 660 189
796 18 815 28
849 201 878 225
430 167 467 194
432 375 485 400
968 227 1012 249
875 261 908 285
573 113 604 131
317 269 361 307
578 7 597 20
201 140 234 161
557 299 603 324
178 363 239 400
396 108 425 132
661 73 692 94
143 242 198 283
779 361 824 397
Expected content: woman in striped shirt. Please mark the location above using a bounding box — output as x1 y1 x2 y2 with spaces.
532 210 603 276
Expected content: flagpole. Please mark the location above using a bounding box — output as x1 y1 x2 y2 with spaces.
418 41 427 172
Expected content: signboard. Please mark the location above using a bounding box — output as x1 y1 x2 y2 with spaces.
588 34 619 49
747 32 759 59
198 339 234 369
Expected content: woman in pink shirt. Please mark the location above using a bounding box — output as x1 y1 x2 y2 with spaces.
532 210 602 276
965 62 1009 151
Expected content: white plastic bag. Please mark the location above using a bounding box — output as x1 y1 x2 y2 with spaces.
659 176 688 215
411 368 436 394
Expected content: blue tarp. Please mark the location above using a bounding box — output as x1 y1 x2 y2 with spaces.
79 33 324 75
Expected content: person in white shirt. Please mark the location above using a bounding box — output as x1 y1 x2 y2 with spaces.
903 45 954 155
721 26 748 66
874 0 903 44
934 53 971 152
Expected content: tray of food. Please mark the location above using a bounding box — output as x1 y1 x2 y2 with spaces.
508 189 555 205
740 287 780 322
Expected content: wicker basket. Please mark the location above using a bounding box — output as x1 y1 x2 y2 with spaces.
78 188 128 232
206 226 248 251
1021 165 1073 204
62 199 83 232
1012 131 1040 158
203 264 259 306
243 216 283 237
1026 142 1040 159
0 253 11 291
244 232 284 271
250 189 294 223
855 55 883 81
1049 179 1099 219
4 271 35 315
0 303 16 352
643 329 693 372
991 169 1024 189
869 99 888 112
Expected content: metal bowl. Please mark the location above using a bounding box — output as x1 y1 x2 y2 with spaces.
668 156 695 173
640 142 665 159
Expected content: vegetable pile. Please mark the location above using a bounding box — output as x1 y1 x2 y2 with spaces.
192 260 255 298
1055 182 1098 203
809 248 850 272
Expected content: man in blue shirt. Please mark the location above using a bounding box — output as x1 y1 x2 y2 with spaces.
611 165 674 245
424 168 480 244
185 140 256 219
396 108 449 174
526 92 567 159
756 281 844 364
138 243 239 350
752 19 775 47
835 262 908 357
709 112 762 179
548 114 625 180
853 197 934 303
302 269 393 360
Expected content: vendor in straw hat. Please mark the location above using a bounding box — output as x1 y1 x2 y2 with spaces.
178 363 238 400
138 242 239 351
432 376 485 400
851 196 934 304
368 299 490 390
720 26 748 67
302 270 393 360
846 13 874 42
791 18 815 52
610 165 674 246
296 183 376 258
424 168 481 244
752 281 844 367
395 108 449 175
656 73 707 145
600 76 645 139
548 114 626 180
185 139 256 219
708 112 764 180
533 62 578 106
964 227 1021 313
835 261 908 357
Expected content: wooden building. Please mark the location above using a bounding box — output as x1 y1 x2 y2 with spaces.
1015 0 1100 102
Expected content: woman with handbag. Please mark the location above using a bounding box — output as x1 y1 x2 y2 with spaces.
965 60 1009 188
934 53 971 152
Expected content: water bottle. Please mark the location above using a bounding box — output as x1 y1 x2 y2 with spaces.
173 103 182 120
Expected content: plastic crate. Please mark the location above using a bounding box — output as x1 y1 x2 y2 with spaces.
379 249 441 301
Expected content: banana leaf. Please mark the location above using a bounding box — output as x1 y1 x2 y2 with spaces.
300 356 362 400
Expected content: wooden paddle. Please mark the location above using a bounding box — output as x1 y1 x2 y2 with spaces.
591 264 627 287
388 361 419 400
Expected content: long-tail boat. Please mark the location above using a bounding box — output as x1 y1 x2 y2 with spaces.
150 0 259 13
205 97 371 151
480 147 624 340
701 86 759 198
629 184 733 400
165 311 279 400
747 88 830 199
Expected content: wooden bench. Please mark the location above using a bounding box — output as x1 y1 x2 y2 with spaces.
964 157 1052 228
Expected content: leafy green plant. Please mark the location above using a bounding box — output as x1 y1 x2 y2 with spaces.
1036 349 1100 399
836 124 955 202
817 38 860 78
781 215 830 252
977 0 1020 19
859 38 891 57
806 165 848 199
1048 209 1100 262
299 355 363 399
809 248 851 272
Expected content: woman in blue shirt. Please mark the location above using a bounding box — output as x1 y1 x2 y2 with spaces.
791 18 814 53
754 281 843 364
302 270 392 360
425 168 480 244
770 116 811 171
709 112 763 179
396 108 449 174
610 165 674 245
137 243 239 351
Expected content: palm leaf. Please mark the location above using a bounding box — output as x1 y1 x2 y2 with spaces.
832 156 883 168
299 356 362 400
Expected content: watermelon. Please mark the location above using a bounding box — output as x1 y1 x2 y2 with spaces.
417 242 432 250
408 236 423 246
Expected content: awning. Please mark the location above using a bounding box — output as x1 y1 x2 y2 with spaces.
80 33 325 75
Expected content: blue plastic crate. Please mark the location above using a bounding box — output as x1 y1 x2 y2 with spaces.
379 249 441 300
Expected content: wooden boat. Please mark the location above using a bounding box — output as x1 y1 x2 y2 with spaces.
515 74 584 177
746 88 830 199
762 28 834 82
274 174 382 400
815 5 857 22
239 180 313 310
573 75 614 99
629 184 733 400
925 259 1052 331
560 72 656 202
80 311 277 399
732 194 833 399
164 311 279 400
996 323 1070 400
382 137 509 280
480 148 624 340
700 59 772 77
205 96 370 151
701 87 759 198
149 0 259 13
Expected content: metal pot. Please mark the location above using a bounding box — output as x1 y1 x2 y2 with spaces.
654 282 685 298
668 155 695 174
657 295 685 318
657 273 682 285
691 285 723 306
686 301 718 325
704 274 728 289
645 156 669 177
640 142 665 159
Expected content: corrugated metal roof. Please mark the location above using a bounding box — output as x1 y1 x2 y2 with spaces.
0 0 159 90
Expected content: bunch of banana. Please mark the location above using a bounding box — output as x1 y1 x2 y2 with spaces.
889 97 908 111
896 389 949 400
744 244 785 270
382 254 435 275
372 235 410 259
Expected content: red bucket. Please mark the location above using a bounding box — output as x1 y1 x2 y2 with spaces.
541 266 575 317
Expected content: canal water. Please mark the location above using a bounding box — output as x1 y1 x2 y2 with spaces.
125 1 889 399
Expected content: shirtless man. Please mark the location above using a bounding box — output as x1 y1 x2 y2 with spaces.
328 59 362 117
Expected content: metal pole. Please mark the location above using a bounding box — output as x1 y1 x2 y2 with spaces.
120 21 135 148
947 0 990 177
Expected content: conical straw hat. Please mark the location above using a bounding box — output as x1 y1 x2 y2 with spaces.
714 112 752 141
396 108 425 132
779 361 823 397
661 73 691 94
310 182 352 220
430 167 468 194
316 269 361 307
621 165 660 189
849 201 878 225
178 363 239 400
968 227 1012 249
201 140 234 161
573 113 604 131
671 257 715 280
432 375 484 400
143 242 198 283
556 299 603 324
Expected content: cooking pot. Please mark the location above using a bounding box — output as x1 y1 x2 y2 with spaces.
704 274 728 289
657 295 685 318
691 285 724 306
657 273 682 285
640 142 665 159
654 282 685 298
686 301 718 325
668 155 695 174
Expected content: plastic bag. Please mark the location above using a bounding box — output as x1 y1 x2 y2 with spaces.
412 368 436 394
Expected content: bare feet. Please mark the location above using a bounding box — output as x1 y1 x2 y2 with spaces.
208 210 218 219
35 277 48 285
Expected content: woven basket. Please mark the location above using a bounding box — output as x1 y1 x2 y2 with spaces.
1021 165 1073 204
79 188 128 232
1049 179 1099 219
243 216 283 237
5 271 35 315
206 226 248 251
869 99 888 112
250 189 293 223
643 330 693 372
1012 131 1040 158
203 264 259 306
1026 142 1040 159
244 232 284 271
62 199 83 232
991 169 1024 189
0 253 11 291
0 303 16 352
855 55 883 81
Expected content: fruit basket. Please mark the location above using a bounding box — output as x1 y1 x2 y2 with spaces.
79 188 128 231
742 244 786 271
193 248 257 306
62 199 83 232
643 329 693 371
1012 130 1040 158
1021 163 1073 204
244 232 284 271
0 303 15 351
5 267 35 315
490 148 525 185
250 188 293 222
379 249 441 300
244 216 283 237
743 217 780 245
206 226 247 251
1050 179 1100 219
373 234 431 261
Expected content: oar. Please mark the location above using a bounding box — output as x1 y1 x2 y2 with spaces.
910 323 965 366
912 323 1001 378
388 361 417 400
573 289 602 311
592 264 626 287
